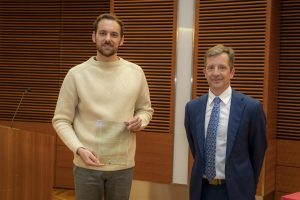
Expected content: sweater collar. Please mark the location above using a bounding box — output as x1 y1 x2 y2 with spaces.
90 56 123 69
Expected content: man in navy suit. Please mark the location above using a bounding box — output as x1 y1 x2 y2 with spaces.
184 44 267 200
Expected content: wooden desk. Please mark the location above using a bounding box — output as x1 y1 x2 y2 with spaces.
0 125 55 200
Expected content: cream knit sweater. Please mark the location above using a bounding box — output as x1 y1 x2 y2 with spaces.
52 56 153 171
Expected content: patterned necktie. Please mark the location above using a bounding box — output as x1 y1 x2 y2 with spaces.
205 97 221 180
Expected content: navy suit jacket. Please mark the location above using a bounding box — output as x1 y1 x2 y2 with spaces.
184 90 267 200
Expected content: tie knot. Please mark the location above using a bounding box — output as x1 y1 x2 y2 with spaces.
213 97 221 105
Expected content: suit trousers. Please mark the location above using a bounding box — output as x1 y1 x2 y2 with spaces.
73 165 133 200
201 179 228 200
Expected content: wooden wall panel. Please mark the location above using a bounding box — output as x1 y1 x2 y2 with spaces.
277 0 300 140
0 0 61 122
55 139 74 188
194 0 267 101
276 166 300 194
276 140 300 199
275 0 300 198
263 139 276 196
277 140 300 166
262 0 281 197
0 127 15 200
55 167 74 189
134 133 173 183
275 192 286 200
113 0 177 134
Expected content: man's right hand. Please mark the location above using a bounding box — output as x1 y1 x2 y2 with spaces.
76 147 104 167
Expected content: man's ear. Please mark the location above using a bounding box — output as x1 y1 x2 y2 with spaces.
120 36 124 46
92 32 96 43
203 67 207 78
230 67 235 79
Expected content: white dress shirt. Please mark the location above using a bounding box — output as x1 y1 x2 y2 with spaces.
205 86 232 179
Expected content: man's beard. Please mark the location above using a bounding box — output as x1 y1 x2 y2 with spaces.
97 43 119 57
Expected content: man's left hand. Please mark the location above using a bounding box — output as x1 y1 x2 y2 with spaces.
126 117 142 131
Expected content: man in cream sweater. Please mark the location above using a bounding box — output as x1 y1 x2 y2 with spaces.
52 13 153 200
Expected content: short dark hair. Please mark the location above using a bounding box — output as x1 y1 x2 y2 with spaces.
205 44 235 69
93 13 124 37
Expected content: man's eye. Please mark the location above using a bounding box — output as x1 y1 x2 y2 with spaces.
111 33 119 37
99 32 106 36
207 66 214 71
219 66 226 71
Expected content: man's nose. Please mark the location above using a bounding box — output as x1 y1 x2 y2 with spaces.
105 33 112 40
212 68 221 74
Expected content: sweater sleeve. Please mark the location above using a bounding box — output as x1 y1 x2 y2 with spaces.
52 70 84 153
134 72 154 129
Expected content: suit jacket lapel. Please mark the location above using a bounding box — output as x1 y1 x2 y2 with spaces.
196 95 208 159
226 90 245 160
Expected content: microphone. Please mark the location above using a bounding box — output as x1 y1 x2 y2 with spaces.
10 87 31 128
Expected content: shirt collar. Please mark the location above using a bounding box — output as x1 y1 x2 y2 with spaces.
208 86 232 106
